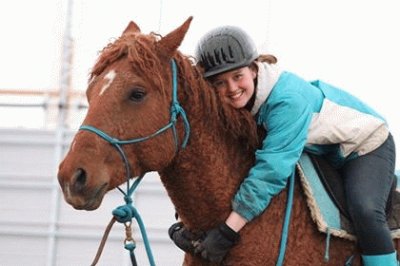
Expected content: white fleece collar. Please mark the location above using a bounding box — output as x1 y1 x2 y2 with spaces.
250 62 282 115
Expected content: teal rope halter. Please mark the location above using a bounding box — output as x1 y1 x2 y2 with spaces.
80 59 190 266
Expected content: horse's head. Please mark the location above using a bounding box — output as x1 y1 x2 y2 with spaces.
57 17 194 210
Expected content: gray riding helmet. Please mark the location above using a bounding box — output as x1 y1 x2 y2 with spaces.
195 25 258 78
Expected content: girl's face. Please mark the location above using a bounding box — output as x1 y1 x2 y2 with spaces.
210 66 257 109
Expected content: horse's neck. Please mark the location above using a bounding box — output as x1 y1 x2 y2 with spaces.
160 120 254 230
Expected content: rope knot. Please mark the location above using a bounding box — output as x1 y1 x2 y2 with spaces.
124 195 133 204
112 204 134 223
170 104 180 122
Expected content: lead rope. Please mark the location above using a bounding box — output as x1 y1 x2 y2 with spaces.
90 171 156 266
96 142 155 265
113 143 155 265
91 217 117 266
276 170 295 266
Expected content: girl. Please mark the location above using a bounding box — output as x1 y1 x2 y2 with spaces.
169 25 397 266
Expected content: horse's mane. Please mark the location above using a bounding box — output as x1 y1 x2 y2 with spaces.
90 31 259 150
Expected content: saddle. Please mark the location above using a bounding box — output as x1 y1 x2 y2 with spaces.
297 152 400 240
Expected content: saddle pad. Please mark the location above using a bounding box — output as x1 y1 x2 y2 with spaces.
297 153 400 241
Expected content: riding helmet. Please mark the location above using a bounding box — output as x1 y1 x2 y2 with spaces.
195 25 258 78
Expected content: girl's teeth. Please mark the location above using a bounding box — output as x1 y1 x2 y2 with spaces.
231 90 242 99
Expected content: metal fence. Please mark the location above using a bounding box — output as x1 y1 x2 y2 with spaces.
0 127 183 265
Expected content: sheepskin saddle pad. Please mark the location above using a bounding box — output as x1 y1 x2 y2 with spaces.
297 152 400 241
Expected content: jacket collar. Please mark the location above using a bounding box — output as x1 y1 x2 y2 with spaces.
250 62 282 115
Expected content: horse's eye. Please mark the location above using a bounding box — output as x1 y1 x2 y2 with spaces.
129 89 146 102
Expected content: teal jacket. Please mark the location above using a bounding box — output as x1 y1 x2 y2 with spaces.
232 62 389 221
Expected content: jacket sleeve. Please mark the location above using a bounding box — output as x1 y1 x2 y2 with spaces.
232 92 313 221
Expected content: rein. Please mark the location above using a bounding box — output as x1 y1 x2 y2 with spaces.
79 59 190 266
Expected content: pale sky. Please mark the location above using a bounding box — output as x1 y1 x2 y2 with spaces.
0 0 399 167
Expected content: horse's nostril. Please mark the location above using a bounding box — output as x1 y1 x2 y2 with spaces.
73 168 87 191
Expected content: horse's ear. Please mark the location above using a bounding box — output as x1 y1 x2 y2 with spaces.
157 16 193 59
123 21 141 35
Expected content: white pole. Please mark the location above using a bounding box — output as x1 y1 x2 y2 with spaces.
46 0 74 265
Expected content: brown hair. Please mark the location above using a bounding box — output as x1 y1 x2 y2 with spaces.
256 54 278 64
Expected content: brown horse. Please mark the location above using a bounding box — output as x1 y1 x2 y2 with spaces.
57 17 371 265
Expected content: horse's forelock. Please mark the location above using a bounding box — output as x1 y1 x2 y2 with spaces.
90 33 159 77
89 33 167 96
90 38 127 79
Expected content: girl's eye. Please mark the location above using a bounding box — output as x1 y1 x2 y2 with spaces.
234 74 242 80
129 88 146 102
212 81 225 89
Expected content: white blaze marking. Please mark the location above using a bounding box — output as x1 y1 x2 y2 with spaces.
99 70 116 96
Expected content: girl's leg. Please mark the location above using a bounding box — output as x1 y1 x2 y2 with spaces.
362 252 398 266
341 134 396 255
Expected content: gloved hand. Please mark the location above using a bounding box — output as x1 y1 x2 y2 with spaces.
194 223 240 263
168 222 196 254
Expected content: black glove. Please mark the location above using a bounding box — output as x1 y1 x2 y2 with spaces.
168 222 196 253
194 223 240 263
